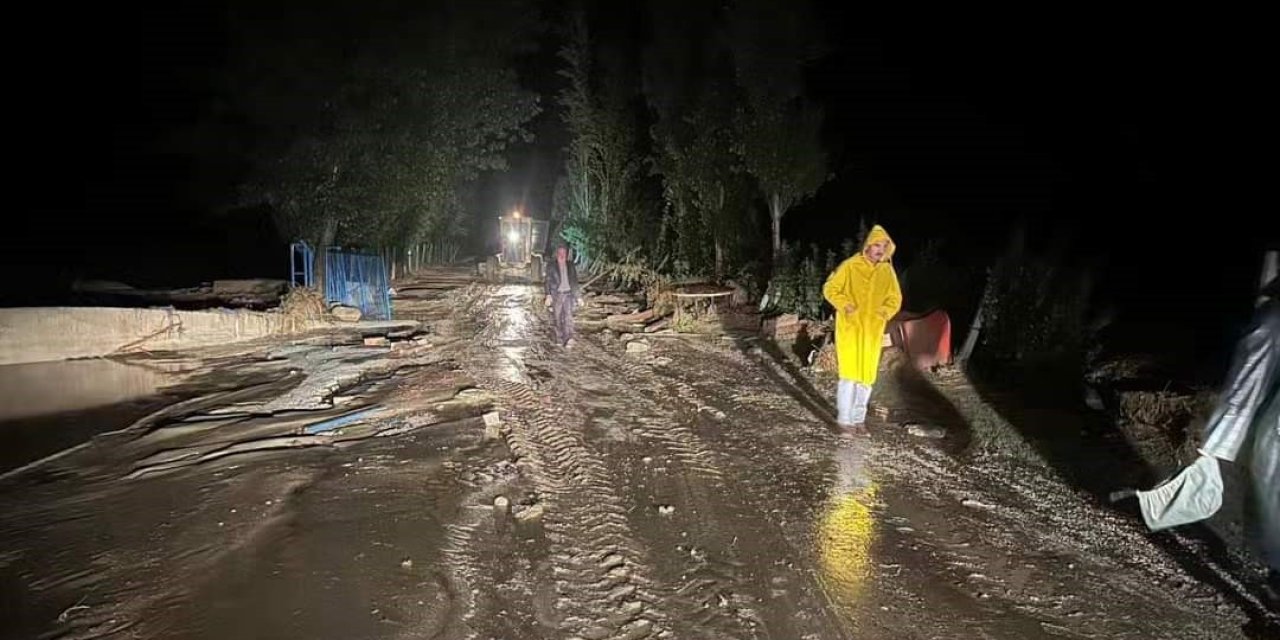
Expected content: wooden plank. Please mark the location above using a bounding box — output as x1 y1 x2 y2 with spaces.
606 309 656 324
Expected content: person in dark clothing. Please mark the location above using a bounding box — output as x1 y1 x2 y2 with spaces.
544 242 581 347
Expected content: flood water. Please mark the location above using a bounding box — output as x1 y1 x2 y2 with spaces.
0 358 182 474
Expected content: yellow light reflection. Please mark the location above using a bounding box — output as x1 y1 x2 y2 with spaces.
815 482 879 617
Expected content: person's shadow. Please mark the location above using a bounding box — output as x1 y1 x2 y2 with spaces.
734 331 840 431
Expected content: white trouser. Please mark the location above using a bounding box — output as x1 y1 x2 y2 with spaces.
837 379 872 425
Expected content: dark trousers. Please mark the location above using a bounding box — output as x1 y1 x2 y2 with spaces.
551 292 576 345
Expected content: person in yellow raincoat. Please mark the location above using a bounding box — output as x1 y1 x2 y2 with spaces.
822 225 902 431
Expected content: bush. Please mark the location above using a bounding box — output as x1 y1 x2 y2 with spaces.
733 261 766 300
977 248 1094 367
897 239 976 314
763 242 829 320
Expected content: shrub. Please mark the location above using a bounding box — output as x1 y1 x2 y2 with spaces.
763 242 828 320
978 248 1094 368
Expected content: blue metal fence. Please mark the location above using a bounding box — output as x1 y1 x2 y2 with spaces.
325 250 392 320
290 241 315 288
289 241 393 321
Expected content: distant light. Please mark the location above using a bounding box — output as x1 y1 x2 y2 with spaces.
512 209 521 218
507 230 520 244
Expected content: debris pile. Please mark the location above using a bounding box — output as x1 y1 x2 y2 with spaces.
73 278 291 309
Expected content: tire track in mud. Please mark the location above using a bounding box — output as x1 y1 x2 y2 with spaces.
455 288 673 640
454 288 853 638
647 342 846 528
478 377 670 639
554 342 767 639
444 287 1262 640
565 338 852 639
676 338 831 430
575 344 724 483
653 345 874 639
435 518 481 639
370 285 518 640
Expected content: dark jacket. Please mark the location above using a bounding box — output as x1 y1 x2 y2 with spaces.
545 257 579 297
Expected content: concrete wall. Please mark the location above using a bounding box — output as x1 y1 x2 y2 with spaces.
0 307 317 366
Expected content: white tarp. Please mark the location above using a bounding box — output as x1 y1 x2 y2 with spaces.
1137 454 1224 531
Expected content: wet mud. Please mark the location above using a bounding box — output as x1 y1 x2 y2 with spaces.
0 282 1270 639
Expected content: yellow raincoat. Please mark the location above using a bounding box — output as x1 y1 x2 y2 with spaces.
822 225 902 385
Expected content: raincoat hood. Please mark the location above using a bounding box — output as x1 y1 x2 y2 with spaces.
862 225 896 262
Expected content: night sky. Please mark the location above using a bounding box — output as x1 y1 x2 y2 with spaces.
9 3 1272 368
797 9 1271 365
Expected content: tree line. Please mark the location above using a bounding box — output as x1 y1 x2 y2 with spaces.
223 0 830 290
552 0 828 284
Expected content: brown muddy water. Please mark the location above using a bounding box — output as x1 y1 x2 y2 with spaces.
0 358 197 475
0 284 1270 639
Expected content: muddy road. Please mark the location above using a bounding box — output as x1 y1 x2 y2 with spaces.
0 283 1271 639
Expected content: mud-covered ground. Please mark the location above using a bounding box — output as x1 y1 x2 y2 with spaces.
1 280 1275 639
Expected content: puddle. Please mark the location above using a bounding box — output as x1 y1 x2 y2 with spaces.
816 442 881 618
0 359 185 474
0 358 181 422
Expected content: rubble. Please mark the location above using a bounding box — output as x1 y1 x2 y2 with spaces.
903 422 947 439
761 313 806 340
331 305 363 322
72 278 290 309
643 317 672 333
483 411 502 440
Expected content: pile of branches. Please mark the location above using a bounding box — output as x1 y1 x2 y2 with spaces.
582 251 675 315
1115 389 1215 469
278 287 328 331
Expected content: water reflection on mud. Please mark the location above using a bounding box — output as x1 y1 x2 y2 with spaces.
0 359 191 474
0 358 181 421
815 441 880 618
496 285 533 342
493 286 535 384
